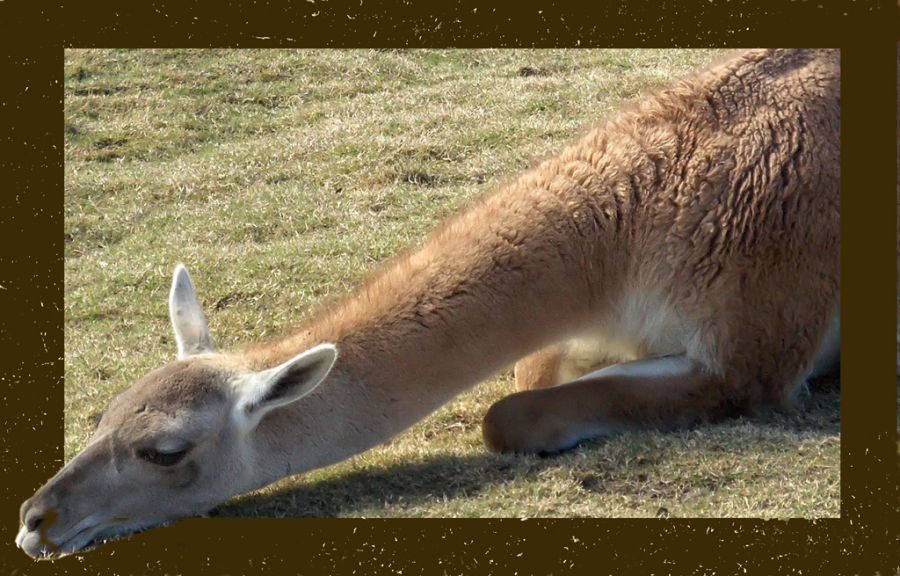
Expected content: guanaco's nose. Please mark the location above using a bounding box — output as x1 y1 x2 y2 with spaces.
20 493 58 533
25 509 45 532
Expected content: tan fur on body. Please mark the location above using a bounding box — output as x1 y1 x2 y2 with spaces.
18 49 839 558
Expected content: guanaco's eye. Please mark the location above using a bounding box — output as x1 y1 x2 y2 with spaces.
136 447 188 467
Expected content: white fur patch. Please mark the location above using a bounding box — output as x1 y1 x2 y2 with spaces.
575 355 695 382
559 288 694 383
558 337 637 383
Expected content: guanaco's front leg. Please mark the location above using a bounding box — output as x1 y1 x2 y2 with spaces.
484 355 732 454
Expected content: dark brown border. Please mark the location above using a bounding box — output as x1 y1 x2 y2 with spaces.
1 1 898 574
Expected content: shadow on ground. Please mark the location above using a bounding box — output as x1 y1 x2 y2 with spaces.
212 374 842 518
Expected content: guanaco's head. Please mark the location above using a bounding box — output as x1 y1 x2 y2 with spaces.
16 265 337 559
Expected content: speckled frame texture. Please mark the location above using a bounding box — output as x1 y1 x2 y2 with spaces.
0 1 897 574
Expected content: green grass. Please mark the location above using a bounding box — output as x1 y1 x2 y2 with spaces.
65 48 842 518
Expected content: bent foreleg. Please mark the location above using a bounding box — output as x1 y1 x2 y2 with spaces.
484 355 738 454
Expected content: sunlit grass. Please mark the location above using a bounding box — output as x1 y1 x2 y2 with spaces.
64 48 840 518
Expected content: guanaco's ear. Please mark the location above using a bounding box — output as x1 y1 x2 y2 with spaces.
169 264 214 359
234 344 338 430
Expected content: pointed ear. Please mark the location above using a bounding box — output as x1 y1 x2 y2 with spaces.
169 264 214 359
234 344 338 430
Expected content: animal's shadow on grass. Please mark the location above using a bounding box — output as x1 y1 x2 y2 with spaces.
211 375 840 518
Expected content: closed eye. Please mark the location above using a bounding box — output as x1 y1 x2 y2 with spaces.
137 447 189 467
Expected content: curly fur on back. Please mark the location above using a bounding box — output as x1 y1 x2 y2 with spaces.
249 49 839 417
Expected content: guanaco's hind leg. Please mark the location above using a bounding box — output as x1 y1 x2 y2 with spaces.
484 355 732 454
514 346 564 391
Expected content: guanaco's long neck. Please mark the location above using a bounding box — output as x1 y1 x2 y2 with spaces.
234 48 838 483
239 150 634 478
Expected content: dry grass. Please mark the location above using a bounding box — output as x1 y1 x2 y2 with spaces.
64 48 841 518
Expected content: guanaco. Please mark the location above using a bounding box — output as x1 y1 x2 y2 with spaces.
18 48 839 558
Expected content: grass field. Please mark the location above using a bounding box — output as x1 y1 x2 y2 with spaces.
64 48 843 518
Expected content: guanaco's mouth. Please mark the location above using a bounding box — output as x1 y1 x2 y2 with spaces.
16 517 148 560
